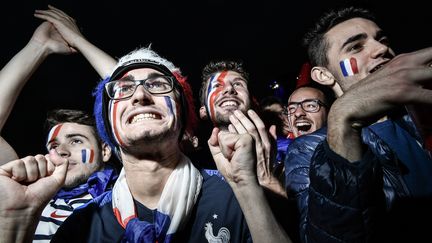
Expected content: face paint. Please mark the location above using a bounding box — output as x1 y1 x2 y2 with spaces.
206 71 228 121
81 148 95 163
164 96 177 117
109 99 124 147
339 57 359 77
46 124 63 147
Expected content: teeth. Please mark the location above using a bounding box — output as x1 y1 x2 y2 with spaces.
296 122 310 127
131 113 158 123
221 101 238 107
370 64 383 73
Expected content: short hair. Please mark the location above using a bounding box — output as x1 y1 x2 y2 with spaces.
302 6 376 67
291 83 336 108
199 60 250 107
45 109 96 135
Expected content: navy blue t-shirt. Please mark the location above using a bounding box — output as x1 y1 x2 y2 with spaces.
52 170 251 242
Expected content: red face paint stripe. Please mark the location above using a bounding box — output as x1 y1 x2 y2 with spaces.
350 57 359 74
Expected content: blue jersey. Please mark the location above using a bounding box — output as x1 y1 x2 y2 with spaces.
52 170 251 243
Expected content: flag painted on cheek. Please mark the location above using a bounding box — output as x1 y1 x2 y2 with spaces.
206 71 228 121
81 148 95 163
339 57 359 77
164 96 177 117
109 99 124 147
46 124 63 146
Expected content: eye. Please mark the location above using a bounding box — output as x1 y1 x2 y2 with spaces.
379 36 390 46
113 81 135 94
233 81 244 88
47 144 58 150
71 139 83 145
348 42 365 53
287 105 297 113
146 77 171 91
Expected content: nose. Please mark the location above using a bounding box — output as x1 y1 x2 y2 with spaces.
293 105 306 117
131 85 154 105
56 144 71 158
222 83 237 95
370 40 390 59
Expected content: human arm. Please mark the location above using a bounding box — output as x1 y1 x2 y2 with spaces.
0 21 74 164
228 109 287 198
284 128 326 243
34 5 117 78
0 150 68 243
328 47 432 162
208 127 292 243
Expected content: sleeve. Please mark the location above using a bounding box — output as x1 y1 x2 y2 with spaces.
284 132 325 243
306 140 382 243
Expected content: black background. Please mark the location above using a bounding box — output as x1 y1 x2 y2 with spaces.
0 0 429 157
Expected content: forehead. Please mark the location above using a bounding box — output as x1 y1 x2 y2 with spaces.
289 87 324 102
325 18 381 49
207 71 247 84
121 68 165 79
49 122 96 139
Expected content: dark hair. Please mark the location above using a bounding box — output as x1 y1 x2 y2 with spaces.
45 109 98 139
302 6 376 67
292 83 336 108
199 60 250 106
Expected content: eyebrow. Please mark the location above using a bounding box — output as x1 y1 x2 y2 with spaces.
47 133 90 145
340 33 367 51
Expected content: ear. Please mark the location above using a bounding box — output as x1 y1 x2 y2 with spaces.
311 66 335 86
101 143 112 162
199 106 208 120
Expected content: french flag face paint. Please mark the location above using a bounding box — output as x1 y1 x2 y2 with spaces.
81 148 95 163
46 124 63 147
164 96 178 124
206 71 228 121
339 57 359 77
109 99 124 147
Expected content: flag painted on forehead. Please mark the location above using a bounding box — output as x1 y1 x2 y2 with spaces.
206 71 228 121
81 148 95 163
46 124 63 146
339 57 359 77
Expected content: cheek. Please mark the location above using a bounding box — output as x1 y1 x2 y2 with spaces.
80 148 95 163
108 100 125 146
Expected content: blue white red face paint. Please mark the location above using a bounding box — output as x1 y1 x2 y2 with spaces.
46 124 63 147
339 57 359 77
81 148 95 163
205 71 228 121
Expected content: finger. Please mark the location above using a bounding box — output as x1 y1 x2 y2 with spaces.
247 110 272 166
48 149 69 186
48 4 76 22
409 47 432 66
217 132 237 160
34 154 48 178
208 127 220 148
228 124 238 133
229 113 247 134
23 156 40 182
232 110 257 135
0 159 27 181
269 125 277 140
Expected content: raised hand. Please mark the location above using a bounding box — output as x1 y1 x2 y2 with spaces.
228 109 287 197
0 150 68 242
34 5 83 50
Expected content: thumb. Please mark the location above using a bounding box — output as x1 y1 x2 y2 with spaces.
47 149 68 187
269 125 277 140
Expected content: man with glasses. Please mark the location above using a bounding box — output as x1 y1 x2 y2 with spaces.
286 86 329 138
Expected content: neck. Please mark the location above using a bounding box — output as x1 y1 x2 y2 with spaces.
121 143 183 209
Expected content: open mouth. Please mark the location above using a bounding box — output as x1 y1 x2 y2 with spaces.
129 113 162 123
219 100 239 109
296 121 312 134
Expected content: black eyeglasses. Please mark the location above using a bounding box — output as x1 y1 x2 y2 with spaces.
287 99 326 115
105 75 174 100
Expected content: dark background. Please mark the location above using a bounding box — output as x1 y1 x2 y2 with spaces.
0 0 430 157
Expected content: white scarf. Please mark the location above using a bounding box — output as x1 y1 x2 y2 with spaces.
112 153 202 241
